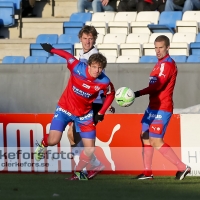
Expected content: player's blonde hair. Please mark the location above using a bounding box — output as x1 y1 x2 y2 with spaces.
88 53 107 69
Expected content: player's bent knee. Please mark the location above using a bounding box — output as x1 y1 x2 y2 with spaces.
141 131 149 139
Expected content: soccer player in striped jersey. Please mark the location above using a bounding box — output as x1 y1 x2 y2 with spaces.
133 35 191 180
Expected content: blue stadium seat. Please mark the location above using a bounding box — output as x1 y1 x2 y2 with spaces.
35 34 59 44
148 11 182 34
0 0 21 10
58 34 79 44
139 56 158 63
69 13 92 23
187 55 200 63
25 56 47 64
30 34 59 56
170 55 187 63
195 33 200 42
0 2 15 27
47 56 67 64
2 56 25 64
190 42 200 55
63 13 92 34
52 44 74 55
63 22 84 35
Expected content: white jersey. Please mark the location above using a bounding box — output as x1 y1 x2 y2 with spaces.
79 47 104 104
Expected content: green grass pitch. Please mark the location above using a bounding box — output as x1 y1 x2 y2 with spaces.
0 174 200 200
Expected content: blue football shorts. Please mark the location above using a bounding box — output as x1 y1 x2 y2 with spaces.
50 106 96 139
141 107 172 138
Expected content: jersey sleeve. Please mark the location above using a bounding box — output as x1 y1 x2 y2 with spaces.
139 62 175 96
51 48 80 71
99 82 115 115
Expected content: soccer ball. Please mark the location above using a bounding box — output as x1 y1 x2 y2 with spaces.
115 87 135 107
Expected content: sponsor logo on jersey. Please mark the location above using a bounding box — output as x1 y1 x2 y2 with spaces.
79 113 93 120
56 107 72 116
148 113 162 119
82 83 90 89
72 85 92 98
94 86 100 91
149 76 157 84
68 58 75 64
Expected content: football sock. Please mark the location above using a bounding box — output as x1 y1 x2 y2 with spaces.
158 143 186 171
42 134 48 147
90 154 101 167
76 150 91 171
143 144 154 176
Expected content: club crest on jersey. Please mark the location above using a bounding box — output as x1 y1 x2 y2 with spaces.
68 58 75 64
82 83 90 89
94 86 100 91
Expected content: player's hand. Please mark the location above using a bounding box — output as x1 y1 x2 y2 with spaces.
40 43 53 53
134 91 140 98
109 106 115 113
94 113 104 125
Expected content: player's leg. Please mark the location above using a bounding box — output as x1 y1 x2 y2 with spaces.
148 109 191 180
86 103 105 179
67 122 76 146
136 108 154 180
35 106 71 161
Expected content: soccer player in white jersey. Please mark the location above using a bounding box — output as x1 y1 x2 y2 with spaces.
67 25 115 180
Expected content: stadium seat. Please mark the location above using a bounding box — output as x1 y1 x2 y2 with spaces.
58 34 79 44
2 56 25 64
0 0 21 10
25 56 47 64
91 12 116 22
176 21 198 34
170 43 189 56
149 33 173 43
119 43 142 57
0 2 15 27
190 42 200 55
114 12 137 23
170 55 187 63
74 43 82 57
63 13 92 35
35 34 59 44
172 33 196 44
136 11 160 24
126 33 150 44
182 11 200 21
139 56 158 63
85 21 107 35
142 43 155 55
52 43 74 55
47 56 67 64
97 43 119 57
106 55 117 63
116 55 139 63
30 34 59 56
108 21 129 35
69 12 92 23
130 22 151 34
196 33 200 42
103 33 127 44
148 11 182 34
63 22 83 35
187 55 200 63
96 34 104 44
